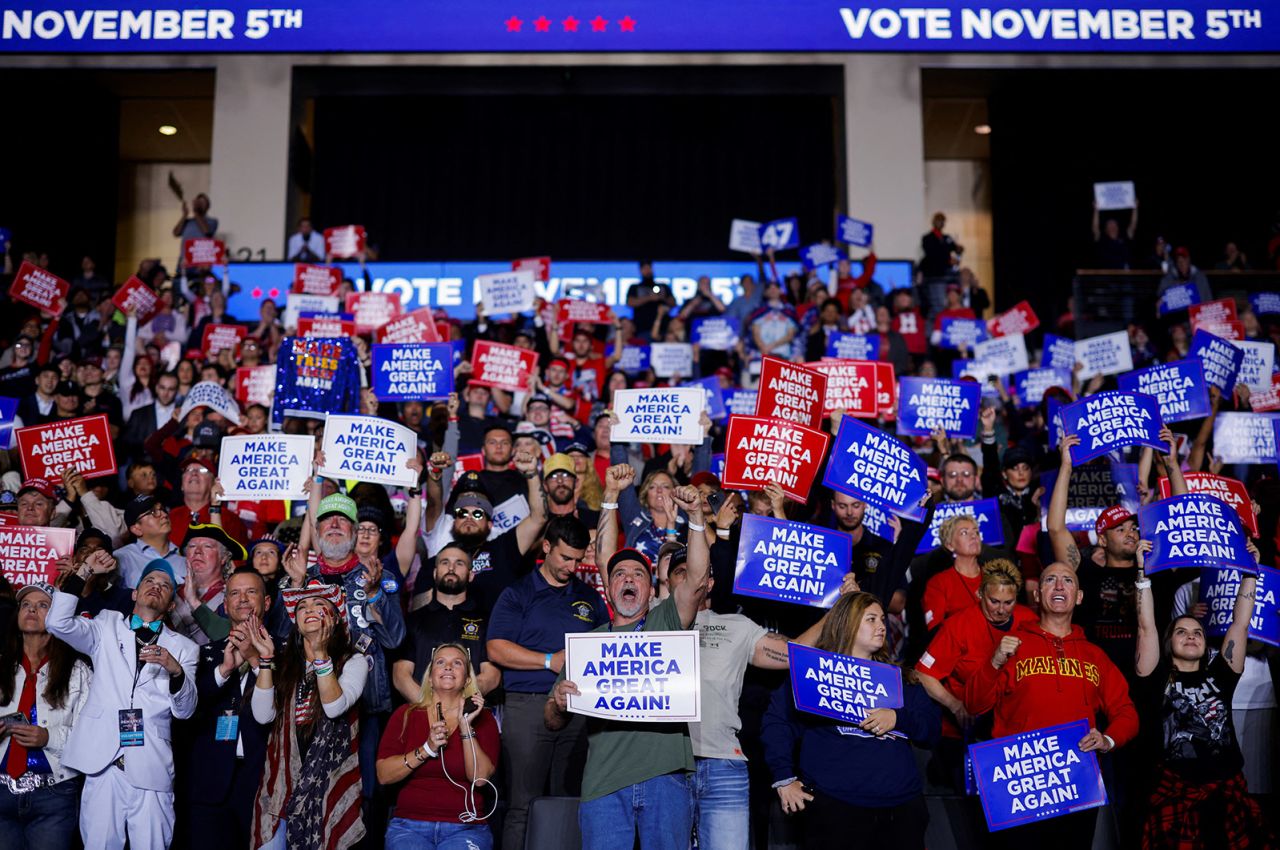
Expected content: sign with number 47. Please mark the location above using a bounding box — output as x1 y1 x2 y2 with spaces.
758 218 800 252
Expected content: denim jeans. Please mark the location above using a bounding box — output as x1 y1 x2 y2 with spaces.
692 759 749 850
384 818 493 850
579 772 694 850
0 778 82 850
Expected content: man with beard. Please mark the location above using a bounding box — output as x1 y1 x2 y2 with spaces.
546 485 710 849
544 452 598 526
830 491 906 613
390 544 501 702
487 516 608 850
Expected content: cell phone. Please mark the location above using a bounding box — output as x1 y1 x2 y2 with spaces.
463 697 479 715
2 712 28 725
436 703 444 723
706 490 727 516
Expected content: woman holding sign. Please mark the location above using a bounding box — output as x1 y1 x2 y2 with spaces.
1134 540 1274 848
761 592 940 850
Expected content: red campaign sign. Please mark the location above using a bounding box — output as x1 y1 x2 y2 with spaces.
1194 320 1245 341
1189 298 1238 328
298 314 357 338
0 514 16 527
1158 473 1259 538
876 362 898 419
0 525 75 587
469 340 538 392
513 256 551 283
201 323 247 355
1249 373 1280 411
324 225 366 259
556 299 614 336
235 365 276 407
454 454 485 477
183 238 227 267
806 359 879 417
9 261 70 316
15 414 117 481
292 263 343 296
376 308 442 344
721 415 830 502
111 275 160 325
754 356 827 429
345 292 403 334
987 300 1040 337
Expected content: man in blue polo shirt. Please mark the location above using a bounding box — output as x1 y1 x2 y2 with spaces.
487 515 608 850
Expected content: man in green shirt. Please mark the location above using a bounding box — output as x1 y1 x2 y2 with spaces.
545 484 709 850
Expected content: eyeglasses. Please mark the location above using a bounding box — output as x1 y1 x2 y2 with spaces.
945 470 975 479
356 525 381 537
546 470 576 481
452 507 488 521
143 504 169 519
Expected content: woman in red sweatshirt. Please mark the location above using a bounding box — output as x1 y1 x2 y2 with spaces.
965 561 1139 849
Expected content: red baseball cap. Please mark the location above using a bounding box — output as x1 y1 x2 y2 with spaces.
690 471 721 489
1096 505 1135 533
17 478 55 500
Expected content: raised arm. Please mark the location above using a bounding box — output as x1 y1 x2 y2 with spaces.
1134 541 1160 678
669 485 710 627
1090 200 1101 242
596 464 635 567
1222 542 1261 675
397 458 427 578
1127 198 1139 240
1047 433 1081 569
1159 425 1189 496
512 450 548 555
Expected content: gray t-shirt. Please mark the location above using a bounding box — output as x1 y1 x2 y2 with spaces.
689 610 768 760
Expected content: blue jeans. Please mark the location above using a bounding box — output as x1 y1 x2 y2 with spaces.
384 818 493 850
0 778 82 850
579 773 694 850
692 759 749 850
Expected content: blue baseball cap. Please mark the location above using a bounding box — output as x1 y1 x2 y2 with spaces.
138 558 177 589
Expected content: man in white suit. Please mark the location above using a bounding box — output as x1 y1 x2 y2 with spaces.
46 556 199 850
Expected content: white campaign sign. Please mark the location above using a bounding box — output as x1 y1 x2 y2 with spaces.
218 435 314 501
649 343 694 378
1075 331 1134 380
478 269 536 315
1094 181 1136 210
729 219 762 254
318 414 417 487
565 630 701 722
284 293 340 331
972 334 1029 378
1213 413 1279 465
1234 340 1276 392
611 387 706 446
178 381 242 425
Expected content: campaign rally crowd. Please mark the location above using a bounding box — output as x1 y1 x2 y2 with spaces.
0 203 1277 850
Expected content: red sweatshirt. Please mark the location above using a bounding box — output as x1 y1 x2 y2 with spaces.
964 620 1139 747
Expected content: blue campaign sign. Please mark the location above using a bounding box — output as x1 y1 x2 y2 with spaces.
1040 462 1141 532
758 218 801 252
449 338 466 367
1139 494 1255 574
1041 333 1077 373
823 417 928 518
1157 282 1202 315
0 397 17 444
1117 360 1211 424
722 387 758 417
826 333 881 361
683 376 727 422
711 453 725 479
801 243 844 270
837 215 874 248
1046 395 1066 449
1060 390 1164 465
914 498 1005 554
1190 328 1245 392
1199 565 1279 646
371 343 454 401
896 377 981 438
614 344 651 374
1012 368 1071 409
734 514 852 608
938 317 989 351
690 316 740 351
787 643 903 730
0 227 10 254
1250 292 1280 316
968 720 1107 832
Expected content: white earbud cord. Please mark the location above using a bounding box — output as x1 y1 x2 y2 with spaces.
439 728 499 823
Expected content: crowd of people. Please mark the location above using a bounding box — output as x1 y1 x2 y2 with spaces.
0 202 1277 850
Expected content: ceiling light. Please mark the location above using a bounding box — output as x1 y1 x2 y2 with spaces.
158 125 177 136
974 124 992 135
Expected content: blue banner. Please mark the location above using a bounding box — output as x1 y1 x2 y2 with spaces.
938 317 989 351
1138 494 1255 574
1117 360 1211 424
787 643 903 730
1213 412 1279 465
826 332 881 361
1040 462 1141 532
1012 367 1071 410
837 215 874 248
1190 328 1245 392
968 720 1108 832
1199 565 1280 647
1041 333 1077 373
914 498 1005 554
1250 292 1280 316
722 387 758 417
1157 282 1202 315
823 418 928 519
759 218 800 252
683 376 728 422
1060 390 1164 464
801 243 844 270
690 316 740 350
371 343 454 402
0 397 17 445
270 336 361 429
733 514 853 608
896 377 981 438
614 344 651 374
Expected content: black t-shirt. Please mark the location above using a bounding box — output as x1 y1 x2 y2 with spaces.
1139 654 1243 782
850 530 901 604
465 528 528 614
396 596 491 684
628 281 674 335
1075 557 1138 678
1095 235 1132 269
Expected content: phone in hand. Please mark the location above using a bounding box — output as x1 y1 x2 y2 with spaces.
706 490 727 516
2 712 28 726
462 697 479 715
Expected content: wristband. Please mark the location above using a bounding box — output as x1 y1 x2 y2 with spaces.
600 501 619 511
544 652 553 670
367 589 383 605
1102 735 1115 752
408 486 421 497
258 658 275 671
523 471 538 480
687 521 706 532
716 528 731 539
420 743 437 759
312 658 334 677
313 475 325 484
1134 580 1152 591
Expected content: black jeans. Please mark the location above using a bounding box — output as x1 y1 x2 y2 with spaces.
802 791 928 850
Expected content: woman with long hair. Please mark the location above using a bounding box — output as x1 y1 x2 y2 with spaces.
0 583 92 848
249 580 368 850
376 643 499 849
921 515 984 634
762 592 940 849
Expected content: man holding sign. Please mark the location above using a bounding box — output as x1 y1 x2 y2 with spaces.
546 485 710 850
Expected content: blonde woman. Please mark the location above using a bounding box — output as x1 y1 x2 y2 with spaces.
921 515 984 633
